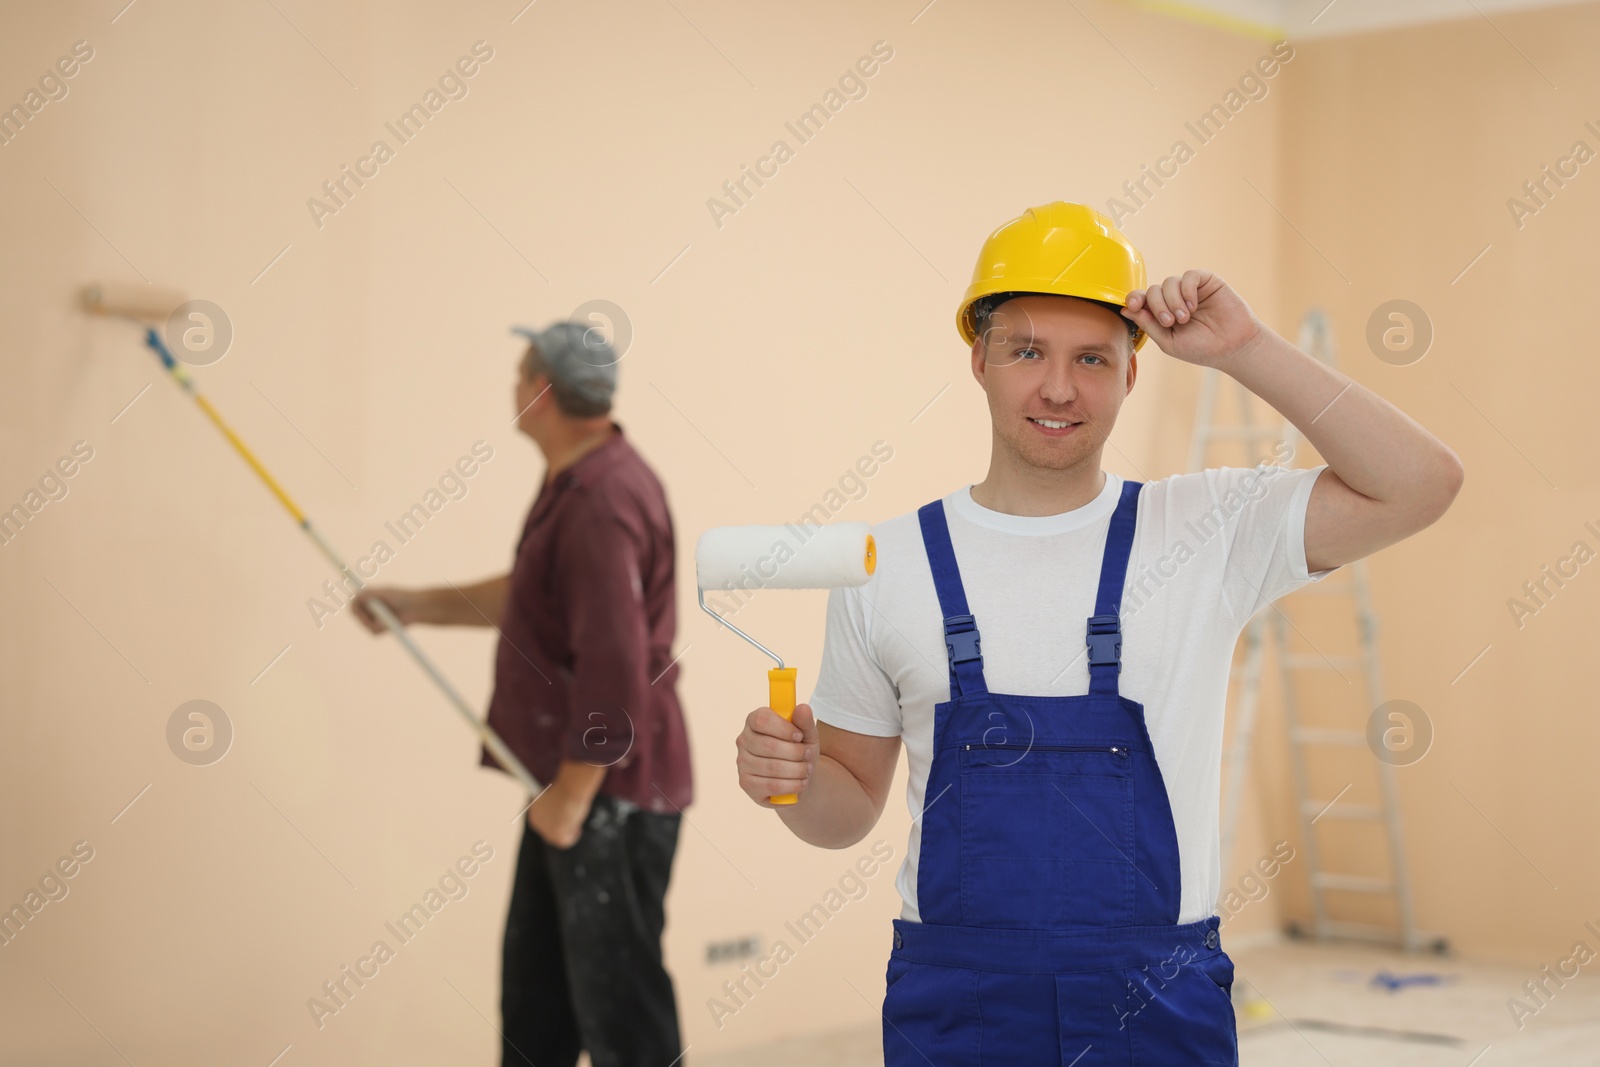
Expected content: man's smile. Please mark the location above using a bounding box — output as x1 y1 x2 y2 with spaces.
1028 416 1082 436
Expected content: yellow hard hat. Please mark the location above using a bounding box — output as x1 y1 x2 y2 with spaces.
957 201 1149 353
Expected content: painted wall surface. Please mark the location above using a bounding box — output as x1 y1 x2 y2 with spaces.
0 1 1590 1062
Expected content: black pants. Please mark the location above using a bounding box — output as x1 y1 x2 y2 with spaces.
501 793 685 1067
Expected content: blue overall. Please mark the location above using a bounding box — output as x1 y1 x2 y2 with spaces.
883 481 1239 1066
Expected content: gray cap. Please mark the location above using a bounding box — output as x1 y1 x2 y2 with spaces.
510 321 619 413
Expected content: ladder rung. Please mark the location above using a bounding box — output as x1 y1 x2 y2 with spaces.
1282 654 1363 670
1302 800 1382 820
1291 728 1366 746
1316 919 1408 946
1312 873 1393 893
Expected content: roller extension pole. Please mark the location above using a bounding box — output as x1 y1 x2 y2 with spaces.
138 326 542 797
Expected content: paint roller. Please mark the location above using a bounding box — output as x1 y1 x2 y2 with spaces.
695 523 875 804
80 280 186 323
80 281 543 799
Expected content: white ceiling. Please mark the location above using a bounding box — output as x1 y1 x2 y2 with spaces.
1131 0 1595 39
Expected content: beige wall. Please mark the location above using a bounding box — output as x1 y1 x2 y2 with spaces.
0 0 1592 1062
1264 3 1600 965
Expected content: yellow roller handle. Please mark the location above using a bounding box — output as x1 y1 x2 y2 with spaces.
767 667 799 805
193 394 308 524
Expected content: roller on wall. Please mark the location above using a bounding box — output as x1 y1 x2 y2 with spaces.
695 522 876 804
80 281 186 323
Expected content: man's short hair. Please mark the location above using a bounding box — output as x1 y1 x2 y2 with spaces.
971 291 1139 355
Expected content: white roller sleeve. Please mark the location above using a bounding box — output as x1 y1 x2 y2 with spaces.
696 522 874 591
80 281 187 322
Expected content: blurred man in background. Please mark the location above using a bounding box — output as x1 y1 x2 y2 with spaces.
353 320 692 1067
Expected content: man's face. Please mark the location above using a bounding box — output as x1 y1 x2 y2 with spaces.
971 294 1137 473
512 346 549 437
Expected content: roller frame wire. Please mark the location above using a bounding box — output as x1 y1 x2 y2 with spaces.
696 585 785 668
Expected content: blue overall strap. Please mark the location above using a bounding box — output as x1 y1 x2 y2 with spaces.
1087 478 1143 696
916 499 989 699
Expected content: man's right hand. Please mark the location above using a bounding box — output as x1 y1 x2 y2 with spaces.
736 703 819 807
350 587 430 633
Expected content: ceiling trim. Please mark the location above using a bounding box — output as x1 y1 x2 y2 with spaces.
1124 0 1287 40
1118 0 1593 40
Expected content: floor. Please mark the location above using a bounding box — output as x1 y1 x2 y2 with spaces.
690 938 1600 1066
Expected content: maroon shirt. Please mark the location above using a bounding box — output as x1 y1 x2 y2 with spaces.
481 421 693 813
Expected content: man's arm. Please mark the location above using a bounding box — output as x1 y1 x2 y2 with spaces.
528 759 606 849
434 574 511 625
350 574 509 630
736 704 900 850
1124 271 1465 572
533 501 653 845
1220 332 1462 572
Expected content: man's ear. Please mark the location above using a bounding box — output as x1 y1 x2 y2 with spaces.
971 336 987 387
525 373 553 406
1125 349 1138 395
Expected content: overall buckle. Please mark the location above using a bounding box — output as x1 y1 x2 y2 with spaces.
1086 614 1122 671
943 614 983 664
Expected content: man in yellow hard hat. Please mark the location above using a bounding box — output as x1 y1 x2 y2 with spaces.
733 201 1464 1062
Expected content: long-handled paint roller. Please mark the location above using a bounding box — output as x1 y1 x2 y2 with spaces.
81 281 543 798
695 523 875 804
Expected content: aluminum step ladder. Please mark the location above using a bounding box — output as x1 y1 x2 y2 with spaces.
1194 308 1437 953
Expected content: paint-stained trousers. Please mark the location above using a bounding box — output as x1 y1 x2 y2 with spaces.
501 793 685 1067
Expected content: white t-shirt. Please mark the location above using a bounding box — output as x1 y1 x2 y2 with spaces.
808 464 1338 925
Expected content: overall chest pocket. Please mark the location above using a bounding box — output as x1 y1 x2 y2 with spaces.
957 743 1137 929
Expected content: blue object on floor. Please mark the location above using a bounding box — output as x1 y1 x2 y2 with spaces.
1370 969 1453 992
